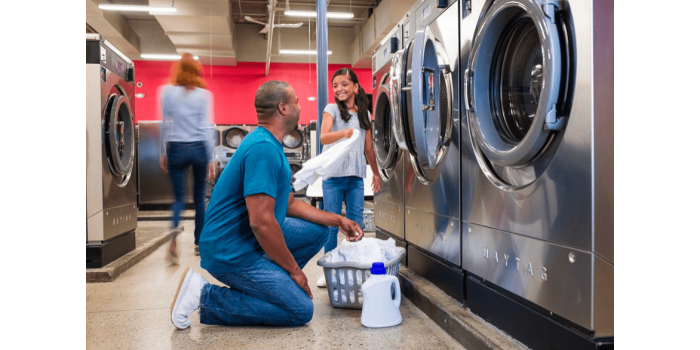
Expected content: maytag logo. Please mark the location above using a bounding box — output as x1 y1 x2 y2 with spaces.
415 223 436 235
482 247 548 281
112 214 132 226
376 210 395 223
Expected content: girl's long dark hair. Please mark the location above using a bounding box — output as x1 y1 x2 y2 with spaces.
332 68 372 131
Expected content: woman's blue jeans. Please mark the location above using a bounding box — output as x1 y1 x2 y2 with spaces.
199 217 328 326
166 141 208 245
321 176 364 253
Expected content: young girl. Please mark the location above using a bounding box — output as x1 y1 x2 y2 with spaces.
317 68 381 287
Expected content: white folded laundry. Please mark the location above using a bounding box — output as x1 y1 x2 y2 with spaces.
326 237 400 265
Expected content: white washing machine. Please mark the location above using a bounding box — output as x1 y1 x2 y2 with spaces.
86 34 137 268
371 25 407 259
283 127 305 196
461 0 613 348
216 124 253 176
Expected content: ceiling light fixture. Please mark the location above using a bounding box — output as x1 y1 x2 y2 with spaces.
98 4 177 13
280 49 332 55
141 54 199 60
284 10 353 19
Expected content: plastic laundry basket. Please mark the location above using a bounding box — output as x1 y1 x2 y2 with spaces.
317 247 405 309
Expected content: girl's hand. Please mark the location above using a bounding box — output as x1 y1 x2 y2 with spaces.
344 128 354 139
159 155 168 173
372 173 381 193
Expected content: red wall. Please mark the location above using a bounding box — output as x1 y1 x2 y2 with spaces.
134 61 372 125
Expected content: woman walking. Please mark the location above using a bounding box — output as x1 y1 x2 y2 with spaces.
159 53 215 263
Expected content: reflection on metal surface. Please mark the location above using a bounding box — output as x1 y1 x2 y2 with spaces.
464 224 592 329
137 121 214 205
405 210 460 266
86 36 137 244
402 2 461 267
408 24 453 170
467 0 564 171
462 0 613 337
372 26 406 241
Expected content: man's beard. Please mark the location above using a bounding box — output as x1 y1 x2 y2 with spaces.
286 115 299 134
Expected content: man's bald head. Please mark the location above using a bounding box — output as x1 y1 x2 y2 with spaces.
254 81 291 120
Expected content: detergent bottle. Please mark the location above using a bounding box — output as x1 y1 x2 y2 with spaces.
360 262 402 328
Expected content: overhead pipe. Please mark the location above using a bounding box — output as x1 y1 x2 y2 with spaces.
316 0 329 155
265 0 277 76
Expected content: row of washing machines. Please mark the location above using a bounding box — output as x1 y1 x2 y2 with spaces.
86 33 312 268
370 0 613 349
136 122 311 205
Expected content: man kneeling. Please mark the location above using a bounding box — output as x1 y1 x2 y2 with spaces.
170 80 363 329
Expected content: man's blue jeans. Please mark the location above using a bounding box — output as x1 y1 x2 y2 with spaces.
321 176 364 253
167 141 208 245
199 217 328 326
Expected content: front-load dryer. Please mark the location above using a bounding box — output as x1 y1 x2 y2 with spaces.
86 34 137 268
371 26 406 253
395 0 463 301
461 0 613 348
283 127 305 197
218 124 253 169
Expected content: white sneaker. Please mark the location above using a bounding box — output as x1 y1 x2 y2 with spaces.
317 273 327 288
171 268 209 329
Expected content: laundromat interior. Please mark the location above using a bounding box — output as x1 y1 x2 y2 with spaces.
10 0 697 348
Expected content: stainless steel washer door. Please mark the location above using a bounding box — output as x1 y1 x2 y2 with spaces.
390 50 407 150
409 26 453 171
467 0 570 190
373 84 399 181
104 92 135 186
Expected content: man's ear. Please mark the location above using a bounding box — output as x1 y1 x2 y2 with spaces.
277 102 286 115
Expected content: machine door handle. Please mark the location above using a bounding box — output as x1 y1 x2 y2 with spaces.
421 67 435 111
115 121 125 146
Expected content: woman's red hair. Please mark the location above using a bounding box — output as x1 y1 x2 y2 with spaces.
170 53 207 88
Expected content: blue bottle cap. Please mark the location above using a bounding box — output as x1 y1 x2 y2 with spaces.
370 262 386 275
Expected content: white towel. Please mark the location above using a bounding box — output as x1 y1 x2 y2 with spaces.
292 129 362 191
327 237 401 265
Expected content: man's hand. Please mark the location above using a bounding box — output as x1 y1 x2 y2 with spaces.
289 268 313 300
338 217 364 242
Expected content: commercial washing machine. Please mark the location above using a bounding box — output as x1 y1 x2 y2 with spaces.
86 34 137 268
136 121 215 208
393 0 464 301
371 25 407 261
283 126 306 197
221 125 252 150
461 0 613 348
215 124 253 178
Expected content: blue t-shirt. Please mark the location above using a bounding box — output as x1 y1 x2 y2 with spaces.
199 127 292 273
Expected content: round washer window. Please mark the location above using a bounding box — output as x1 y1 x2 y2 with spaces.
373 84 398 172
467 0 571 189
283 129 303 149
223 127 248 149
491 17 543 145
